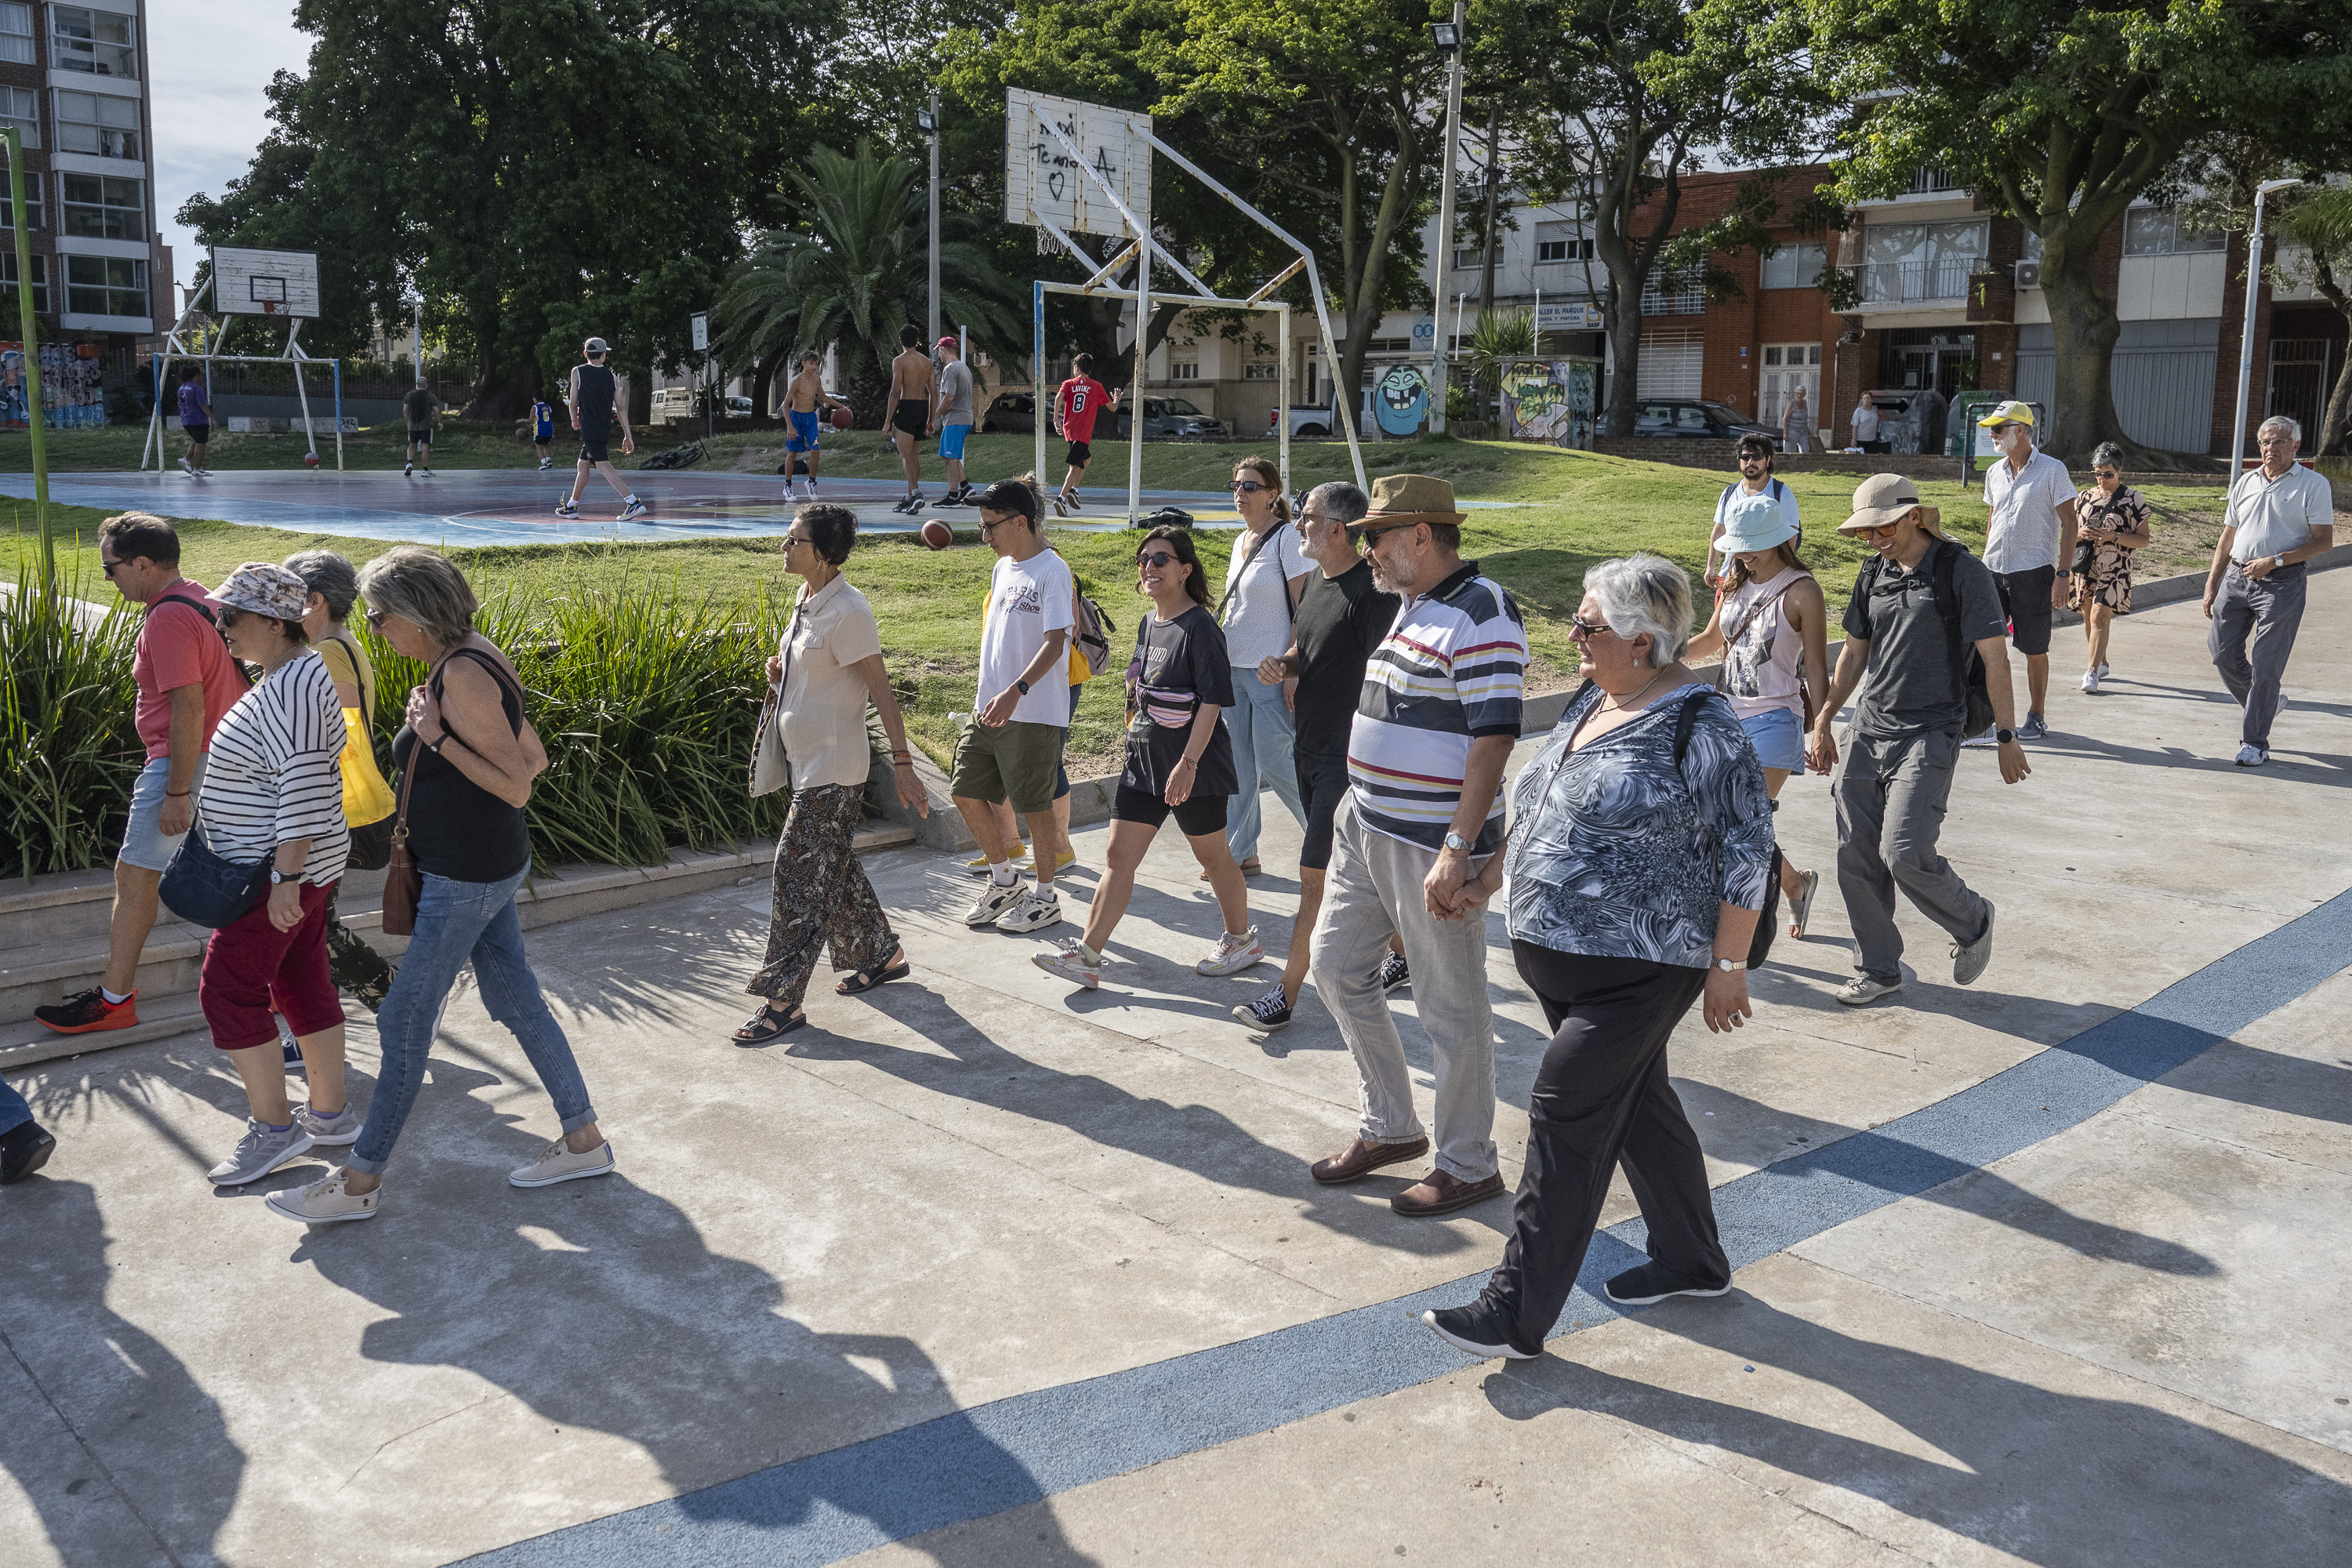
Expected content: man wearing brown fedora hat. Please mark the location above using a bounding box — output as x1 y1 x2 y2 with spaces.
1807 474 2028 1007
1307 473 1526 1216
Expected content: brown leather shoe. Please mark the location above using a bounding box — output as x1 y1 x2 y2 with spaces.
1309 1135 1431 1185
1391 1169 1507 1216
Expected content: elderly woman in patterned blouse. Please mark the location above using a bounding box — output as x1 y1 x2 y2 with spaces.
1421 553 1776 1363
2071 441 2152 695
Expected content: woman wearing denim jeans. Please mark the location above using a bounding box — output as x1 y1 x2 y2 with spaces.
1216 456 1309 874
266 547 610 1224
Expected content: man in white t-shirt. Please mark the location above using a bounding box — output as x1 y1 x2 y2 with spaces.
953 478 1076 934
1704 434 1801 586
1976 400 2076 741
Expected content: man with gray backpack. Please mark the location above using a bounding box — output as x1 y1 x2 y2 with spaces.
1806 474 2030 1008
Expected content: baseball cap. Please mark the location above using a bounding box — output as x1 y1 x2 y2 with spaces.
936 336 960 351
1838 473 1944 538
1974 399 2034 428
583 336 610 355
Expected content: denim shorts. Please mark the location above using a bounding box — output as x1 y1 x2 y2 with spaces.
119 753 208 872
1740 708 1806 772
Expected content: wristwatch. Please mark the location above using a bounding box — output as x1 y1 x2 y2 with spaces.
1014 678 1031 696
269 868 295 885
1443 831 1472 853
1715 957 1746 973
1995 728 2016 745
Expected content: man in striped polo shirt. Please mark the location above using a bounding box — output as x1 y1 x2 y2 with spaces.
1307 474 1527 1218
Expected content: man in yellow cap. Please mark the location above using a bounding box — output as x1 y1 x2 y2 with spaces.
1975 399 2075 741
1808 474 2030 1007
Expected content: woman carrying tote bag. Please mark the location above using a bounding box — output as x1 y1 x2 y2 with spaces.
735 503 929 1044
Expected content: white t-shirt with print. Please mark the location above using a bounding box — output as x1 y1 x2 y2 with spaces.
980 549 1076 725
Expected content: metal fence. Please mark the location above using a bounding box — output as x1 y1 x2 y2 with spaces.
1844 259 1976 305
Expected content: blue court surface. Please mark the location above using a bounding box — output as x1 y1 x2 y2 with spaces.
0 468 1522 547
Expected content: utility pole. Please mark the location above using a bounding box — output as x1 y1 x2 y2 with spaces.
2229 177 2299 476
1428 4 1465 435
412 293 423 387
4 129 48 583
922 95 942 347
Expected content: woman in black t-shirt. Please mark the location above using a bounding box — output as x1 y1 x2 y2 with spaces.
1033 528 1265 990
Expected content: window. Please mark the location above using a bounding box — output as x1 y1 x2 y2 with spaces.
1535 222 1595 264
2125 204 2226 256
0 3 31 64
1851 220 1987 302
0 85 35 149
1762 241 1826 290
65 253 143 315
60 172 141 239
1169 361 1199 380
55 90 139 159
51 6 137 78
0 250 46 313
0 170 42 228
1639 278 1704 314
1242 361 1278 381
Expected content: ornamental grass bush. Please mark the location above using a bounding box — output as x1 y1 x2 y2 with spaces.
3 568 799 880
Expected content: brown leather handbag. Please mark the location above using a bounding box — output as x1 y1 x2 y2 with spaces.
378 746 423 936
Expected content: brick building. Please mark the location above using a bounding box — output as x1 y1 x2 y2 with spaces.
0 0 166 426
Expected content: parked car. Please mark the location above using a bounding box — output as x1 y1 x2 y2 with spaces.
981 393 1036 434
649 387 695 423
1632 399 1780 449
726 394 754 419
1113 397 1226 441
1269 402 1343 439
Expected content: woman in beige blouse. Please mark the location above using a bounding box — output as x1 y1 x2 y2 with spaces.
2071 442 2153 695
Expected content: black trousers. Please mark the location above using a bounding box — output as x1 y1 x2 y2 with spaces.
1482 942 1727 1352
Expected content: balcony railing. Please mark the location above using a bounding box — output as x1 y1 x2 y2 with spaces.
1907 165 1963 194
1842 258 1977 306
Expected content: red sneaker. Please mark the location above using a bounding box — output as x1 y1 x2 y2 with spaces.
33 988 138 1035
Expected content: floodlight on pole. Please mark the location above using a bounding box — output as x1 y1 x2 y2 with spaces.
923 96 942 348
3 127 49 583
1428 0 1466 435
2228 176 2300 479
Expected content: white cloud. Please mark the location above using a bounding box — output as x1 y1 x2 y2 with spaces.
149 1 313 297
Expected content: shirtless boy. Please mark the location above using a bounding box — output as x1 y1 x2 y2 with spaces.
779 350 848 500
887 324 935 515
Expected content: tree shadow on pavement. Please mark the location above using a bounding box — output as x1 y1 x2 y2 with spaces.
1488 1292 2352 1566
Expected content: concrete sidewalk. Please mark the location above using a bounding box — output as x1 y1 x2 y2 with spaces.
4 571 2347 1566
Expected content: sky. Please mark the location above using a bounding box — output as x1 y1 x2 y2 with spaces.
149 1 312 308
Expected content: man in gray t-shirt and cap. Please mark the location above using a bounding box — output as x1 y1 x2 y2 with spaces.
929 336 977 506
1809 474 2031 1009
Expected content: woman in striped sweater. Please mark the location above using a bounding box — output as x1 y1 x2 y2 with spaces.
192 563 357 1188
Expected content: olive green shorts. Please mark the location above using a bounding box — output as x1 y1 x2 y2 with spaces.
949 719 1064 815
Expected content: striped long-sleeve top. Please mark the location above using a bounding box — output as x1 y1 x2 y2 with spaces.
195 648 350 886
1345 562 1527 855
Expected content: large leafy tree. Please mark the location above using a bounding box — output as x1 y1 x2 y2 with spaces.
2274 186 2352 457
715 141 1026 420
1802 0 2352 463
180 0 829 419
1503 0 1825 437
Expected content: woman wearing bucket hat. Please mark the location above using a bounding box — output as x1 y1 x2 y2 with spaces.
1687 492 1829 938
187 562 358 1188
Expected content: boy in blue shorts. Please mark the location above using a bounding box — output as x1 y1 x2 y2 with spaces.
780 350 848 501
531 394 555 469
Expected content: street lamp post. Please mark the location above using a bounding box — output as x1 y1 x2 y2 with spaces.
920 97 942 347
3 128 50 583
1428 6 1465 435
2228 176 2299 476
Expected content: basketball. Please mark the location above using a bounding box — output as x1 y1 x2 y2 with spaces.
303 452 319 467
920 519 953 550
830 405 854 431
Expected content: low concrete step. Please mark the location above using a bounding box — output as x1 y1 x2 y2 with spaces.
0 991 209 1073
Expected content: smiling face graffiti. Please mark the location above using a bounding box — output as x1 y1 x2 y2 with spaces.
1373 364 1429 436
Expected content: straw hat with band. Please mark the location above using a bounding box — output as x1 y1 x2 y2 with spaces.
1838 473 1944 539
1715 491 1797 557
1358 472 1468 531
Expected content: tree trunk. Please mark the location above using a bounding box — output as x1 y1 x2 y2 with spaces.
749 353 777 420
1479 102 1502 307
2309 263 2351 456
1604 281 1642 437
2037 227 2133 465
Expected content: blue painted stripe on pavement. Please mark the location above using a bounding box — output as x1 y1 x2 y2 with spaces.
466 887 2352 1568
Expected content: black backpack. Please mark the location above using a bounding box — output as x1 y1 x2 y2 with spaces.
1855 540 1994 738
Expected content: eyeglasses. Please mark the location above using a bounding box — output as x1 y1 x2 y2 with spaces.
1135 550 1178 568
214 608 242 630
2092 468 2118 479
1857 522 1900 539
2256 434 2295 447
782 532 811 547
1568 613 1613 641
100 557 121 577
364 608 389 631
1346 521 1417 550
1228 479 1268 495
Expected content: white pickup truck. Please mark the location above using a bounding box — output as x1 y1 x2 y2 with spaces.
1266 402 1345 439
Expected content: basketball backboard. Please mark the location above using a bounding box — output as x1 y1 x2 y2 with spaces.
1004 89 1150 239
209 247 321 318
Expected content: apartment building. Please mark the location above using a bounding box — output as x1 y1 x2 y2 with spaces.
0 0 165 426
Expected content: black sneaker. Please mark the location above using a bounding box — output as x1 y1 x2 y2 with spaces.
1420 1302 1537 1360
1377 950 1410 994
1232 984 1294 1033
1 1120 56 1184
1603 1261 1731 1306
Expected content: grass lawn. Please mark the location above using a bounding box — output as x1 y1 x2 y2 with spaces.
3 431 2245 773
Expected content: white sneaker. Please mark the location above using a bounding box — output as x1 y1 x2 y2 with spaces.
1033 938 1102 989
1196 927 1265 976
2080 668 2100 694
265 1170 379 1224
207 1118 314 1185
509 1138 615 1188
177 456 195 475
960 878 1026 926
2095 662 2110 677
993 887 1065 934
296 1102 362 1146
2234 743 2267 767
403 460 413 476
1836 975 1902 1007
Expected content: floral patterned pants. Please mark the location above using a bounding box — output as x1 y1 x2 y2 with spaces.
748 783 898 1011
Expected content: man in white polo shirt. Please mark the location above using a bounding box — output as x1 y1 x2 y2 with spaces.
2204 415 2336 766
1975 400 2075 741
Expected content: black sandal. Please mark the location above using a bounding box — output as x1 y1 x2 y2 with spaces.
837 950 911 996
732 1004 806 1044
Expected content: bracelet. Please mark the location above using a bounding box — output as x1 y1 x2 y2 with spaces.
165 787 191 797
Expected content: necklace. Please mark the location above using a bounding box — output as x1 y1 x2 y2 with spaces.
1600 666 1674 713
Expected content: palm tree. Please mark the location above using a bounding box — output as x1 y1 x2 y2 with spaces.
1456 307 1538 425
716 140 1025 423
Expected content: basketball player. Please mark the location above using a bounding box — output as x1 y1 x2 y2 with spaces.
1052 354 1121 516
780 350 848 501
887 324 935 514
557 336 645 521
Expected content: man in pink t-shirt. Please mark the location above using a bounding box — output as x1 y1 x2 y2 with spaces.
35 513 244 1036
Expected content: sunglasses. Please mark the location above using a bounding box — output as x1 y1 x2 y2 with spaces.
1135 550 1178 568
1228 479 1269 495
214 607 243 630
100 557 122 577
1346 521 1418 550
2092 468 2118 479
1856 522 1900 539
1568 613 1613 640
364 607 390 631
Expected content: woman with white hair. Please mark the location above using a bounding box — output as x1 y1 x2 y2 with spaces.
1420 553 1775 1362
